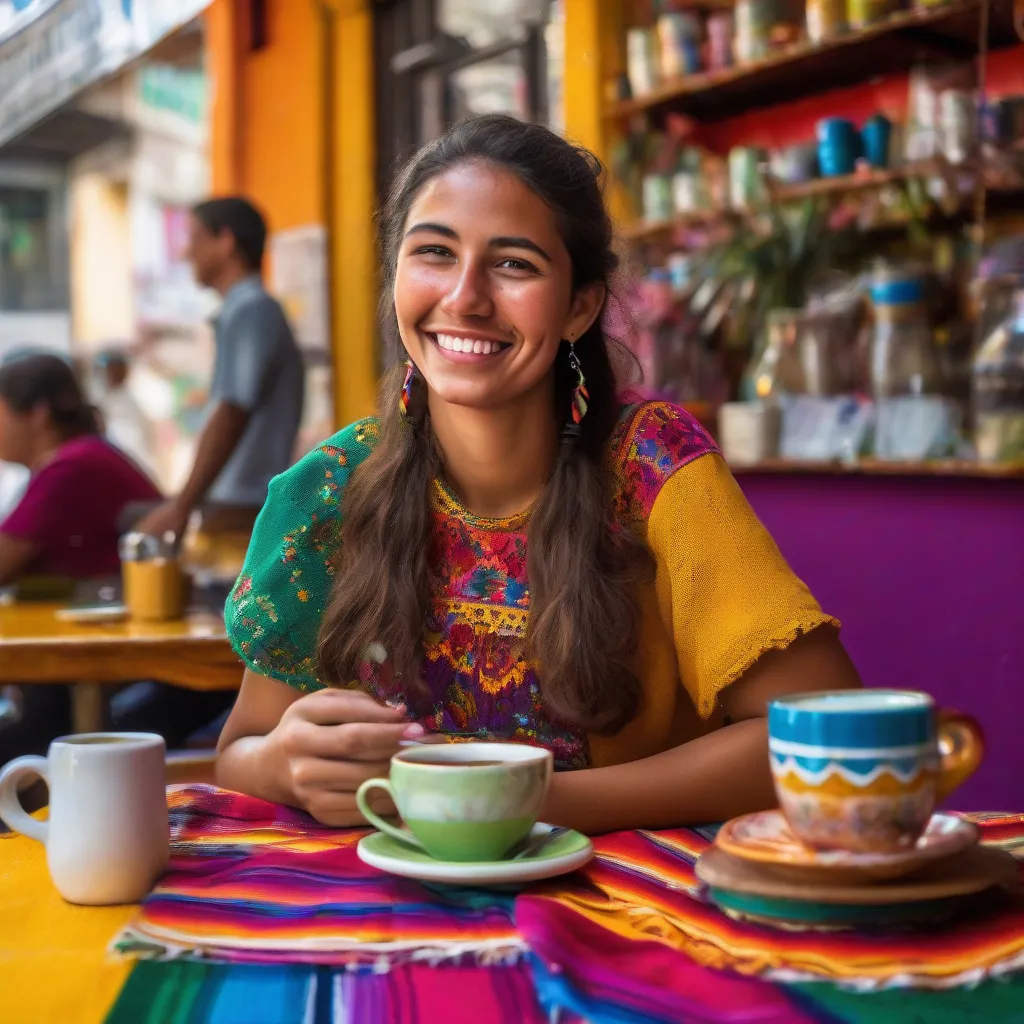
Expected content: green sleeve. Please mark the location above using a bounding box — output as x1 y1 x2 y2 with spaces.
225 418 379 690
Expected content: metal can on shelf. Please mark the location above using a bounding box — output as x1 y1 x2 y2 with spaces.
642 174 674 223
626 27 660 97
734 0 777 63
706 11 735 70
656 12 703 80
806 0 847 43
672 170 704 214
846 0 898 30
939 88 977 165
729 146 766 209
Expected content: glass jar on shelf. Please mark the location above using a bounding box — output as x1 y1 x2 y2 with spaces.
972 289 1024 464
868 269 940 399
869 267 959 460
747 309 808 400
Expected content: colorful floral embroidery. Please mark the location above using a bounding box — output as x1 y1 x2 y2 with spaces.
225 404 718 769
610 401 719 530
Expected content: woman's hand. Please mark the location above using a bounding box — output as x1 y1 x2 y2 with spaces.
266 689 422 826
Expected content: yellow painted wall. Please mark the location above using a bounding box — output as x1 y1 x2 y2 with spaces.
69 173 133 348
329 0 378 425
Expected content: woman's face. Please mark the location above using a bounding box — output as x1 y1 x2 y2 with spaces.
0 397 34 466
393 160 604 412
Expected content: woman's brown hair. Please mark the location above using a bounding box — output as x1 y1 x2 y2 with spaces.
317 114 653 733
0 353 100 439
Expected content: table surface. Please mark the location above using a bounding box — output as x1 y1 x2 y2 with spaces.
0 601 240 691
0 828 135 1024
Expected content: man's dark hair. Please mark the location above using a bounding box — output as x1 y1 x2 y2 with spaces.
192 197 268 271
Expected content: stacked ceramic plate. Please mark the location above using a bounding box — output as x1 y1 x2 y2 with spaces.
695 810 1019 930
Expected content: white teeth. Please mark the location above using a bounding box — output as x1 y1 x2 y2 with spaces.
433 333 502 355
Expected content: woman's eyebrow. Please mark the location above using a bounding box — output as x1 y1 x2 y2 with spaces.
405 222 458 239
404 224 551 263
490 236 552 262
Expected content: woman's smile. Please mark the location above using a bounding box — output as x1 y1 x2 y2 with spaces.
423 330 514 364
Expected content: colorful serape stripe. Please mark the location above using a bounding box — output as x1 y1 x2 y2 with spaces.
122 786 521 962
114 787 1024 1024
522 814 1024 989
104 958 1024 1024
105 960 565 1024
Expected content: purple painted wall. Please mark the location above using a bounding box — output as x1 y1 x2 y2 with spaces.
737 471 1024 814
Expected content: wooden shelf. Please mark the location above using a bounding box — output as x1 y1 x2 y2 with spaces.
767 159 954 201
620 165 1024 244
605 0 1020 122
729 457 1024 478
619 209 731 241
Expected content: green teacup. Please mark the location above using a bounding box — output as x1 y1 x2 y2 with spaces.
355 742 553 862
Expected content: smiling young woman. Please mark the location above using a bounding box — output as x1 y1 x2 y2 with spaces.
215 114 861 834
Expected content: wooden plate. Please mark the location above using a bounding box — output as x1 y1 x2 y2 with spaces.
715 810 979 884
696 844 1020 906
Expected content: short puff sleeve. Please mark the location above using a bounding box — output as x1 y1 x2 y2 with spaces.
225 418 379 690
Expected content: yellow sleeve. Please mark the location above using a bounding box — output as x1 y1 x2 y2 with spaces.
646 453 839 719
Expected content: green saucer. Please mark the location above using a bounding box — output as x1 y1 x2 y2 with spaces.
357 823 593 886
708 886 976 930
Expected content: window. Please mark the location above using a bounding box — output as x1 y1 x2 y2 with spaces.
0 173 66 312
375 0 555 193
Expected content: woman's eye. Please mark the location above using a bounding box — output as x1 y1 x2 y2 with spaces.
413 245 454 259
497 257 537 272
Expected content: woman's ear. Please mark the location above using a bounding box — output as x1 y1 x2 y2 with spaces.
562 281 606 342
29 400 51 433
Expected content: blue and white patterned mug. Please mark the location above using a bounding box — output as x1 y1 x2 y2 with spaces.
768 690 984 853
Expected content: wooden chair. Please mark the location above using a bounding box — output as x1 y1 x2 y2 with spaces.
166 749 217 786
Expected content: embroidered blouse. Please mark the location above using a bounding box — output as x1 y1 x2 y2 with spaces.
226 402 838 770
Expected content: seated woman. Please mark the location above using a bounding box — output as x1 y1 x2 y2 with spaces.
216 115 861 834
0 354 163 763
0 353 161 586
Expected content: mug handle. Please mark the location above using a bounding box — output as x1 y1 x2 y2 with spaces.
936 710 985 800
0 756 50 844
355 778 424 851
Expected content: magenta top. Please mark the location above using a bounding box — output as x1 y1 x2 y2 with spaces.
0 435 161 579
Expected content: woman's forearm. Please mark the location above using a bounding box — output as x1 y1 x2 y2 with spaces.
215 734 296 807
543 718 775 834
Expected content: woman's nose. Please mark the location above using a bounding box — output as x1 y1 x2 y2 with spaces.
440 262 493 318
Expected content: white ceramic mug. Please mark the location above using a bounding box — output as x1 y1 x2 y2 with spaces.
0 732 169 905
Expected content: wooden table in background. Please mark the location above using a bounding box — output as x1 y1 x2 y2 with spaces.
0 602 241 733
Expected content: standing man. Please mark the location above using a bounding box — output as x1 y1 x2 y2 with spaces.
136 198 304 541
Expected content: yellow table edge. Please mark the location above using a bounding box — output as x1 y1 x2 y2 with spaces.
0 825 135 1024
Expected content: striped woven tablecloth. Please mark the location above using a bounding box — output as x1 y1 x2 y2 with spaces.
3 786 1023 1023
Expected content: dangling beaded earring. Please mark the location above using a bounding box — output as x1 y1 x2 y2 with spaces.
398 359 416 424
561 337 588 442
569 341 589 425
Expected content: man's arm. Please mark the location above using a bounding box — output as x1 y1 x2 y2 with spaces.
134 401 250 540
135 299 276 540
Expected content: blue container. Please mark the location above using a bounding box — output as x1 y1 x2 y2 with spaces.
861 114 892 169
816 117 861 176
869 276 924 308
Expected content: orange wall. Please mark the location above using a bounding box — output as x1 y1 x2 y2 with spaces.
206 0 325 239
205 0 379 427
